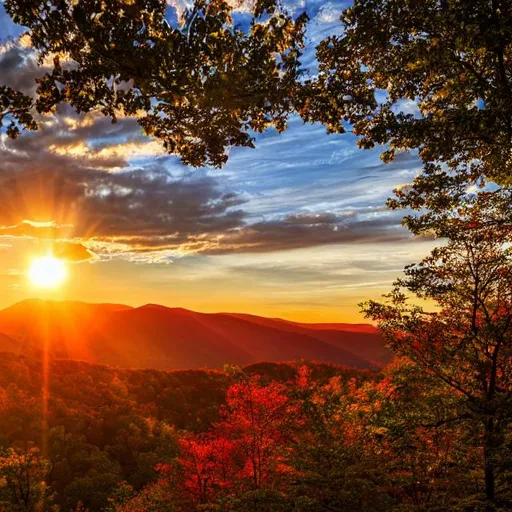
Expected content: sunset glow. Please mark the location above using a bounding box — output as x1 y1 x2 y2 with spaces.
28 256 68 289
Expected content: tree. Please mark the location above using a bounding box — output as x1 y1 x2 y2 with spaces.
299 0 512 189
362 191 512 510
175 434 235 507
167 373 300 511
1 0 308 167
298 0 512 252
289 364 475 511
366 360 480 510
290 370 397 511
0 384 43 447
0 446 56 512
219 374 298 493
106 480 176 512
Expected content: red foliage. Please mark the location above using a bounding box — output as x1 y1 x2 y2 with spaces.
175 375 301 505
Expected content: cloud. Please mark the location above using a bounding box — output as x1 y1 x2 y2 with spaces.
52 241 94 262
0 107 251 257
0 101 415 259
0 143 248 240
195 210 409 254
0 80 415 260
0 39 47 93
0 220 73 238
316 2 344 23
81 208 409 258
0 16 421 263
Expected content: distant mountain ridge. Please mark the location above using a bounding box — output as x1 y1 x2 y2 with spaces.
0 299 390 370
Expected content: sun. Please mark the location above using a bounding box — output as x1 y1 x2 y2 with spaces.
28 256 68 289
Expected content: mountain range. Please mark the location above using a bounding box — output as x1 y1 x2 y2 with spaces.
0 299 390 369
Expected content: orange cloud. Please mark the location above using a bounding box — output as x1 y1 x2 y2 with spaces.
52 241 95 262
0 220 73 238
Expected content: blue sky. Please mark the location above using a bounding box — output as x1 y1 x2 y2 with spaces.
0 0 436 321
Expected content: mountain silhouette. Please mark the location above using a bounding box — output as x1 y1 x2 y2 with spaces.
0 299 390 369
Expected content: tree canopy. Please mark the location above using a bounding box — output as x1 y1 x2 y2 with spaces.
301 0 512 184
1 0 308 167
3 0 512 180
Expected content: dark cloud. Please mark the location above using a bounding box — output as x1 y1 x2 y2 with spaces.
0 40 412 259
85 210 408 255
0 110 410 256
196 211 409 254
0 147 247 240
0 41 47 93
0 102 249 255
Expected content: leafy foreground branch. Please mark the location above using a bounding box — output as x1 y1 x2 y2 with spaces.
3 0 512 179
1 0 308 167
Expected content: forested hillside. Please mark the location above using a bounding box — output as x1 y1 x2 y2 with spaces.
0 353 502 511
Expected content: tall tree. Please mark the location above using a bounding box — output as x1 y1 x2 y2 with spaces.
2 0 308 167
362 191 512 510
218 374 298 494
290 370 397 511
176 434 235 507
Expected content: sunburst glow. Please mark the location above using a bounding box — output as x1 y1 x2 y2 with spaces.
28 256 68 289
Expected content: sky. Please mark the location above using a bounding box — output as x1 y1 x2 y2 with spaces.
0 0 436 322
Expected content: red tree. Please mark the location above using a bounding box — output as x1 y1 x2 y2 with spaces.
218 375 300 492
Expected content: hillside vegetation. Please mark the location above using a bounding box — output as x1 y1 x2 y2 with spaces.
0 353 499 511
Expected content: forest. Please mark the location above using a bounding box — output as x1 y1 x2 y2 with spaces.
1 354 506 511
